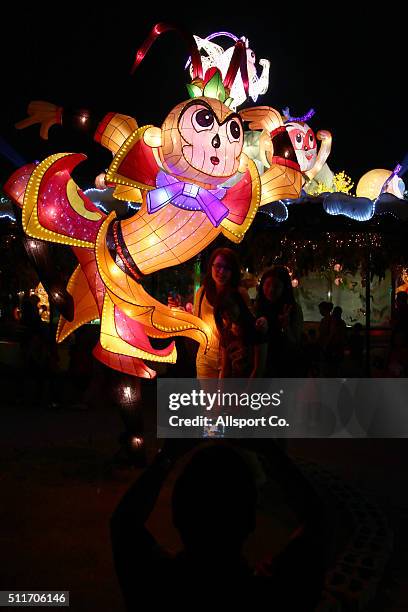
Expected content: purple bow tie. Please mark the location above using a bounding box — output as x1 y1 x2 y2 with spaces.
146 171 229 227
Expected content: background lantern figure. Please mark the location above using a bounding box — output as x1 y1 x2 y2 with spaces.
356 168 406 200
186 31 270 110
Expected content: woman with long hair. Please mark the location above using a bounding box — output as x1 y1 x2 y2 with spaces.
194 248 250 378
256 266 304 377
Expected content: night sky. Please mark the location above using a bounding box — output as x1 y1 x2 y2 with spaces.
0 8 406 186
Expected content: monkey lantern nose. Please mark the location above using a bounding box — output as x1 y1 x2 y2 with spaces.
211 134 221 149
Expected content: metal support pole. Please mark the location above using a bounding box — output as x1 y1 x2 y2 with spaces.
365 246 371 376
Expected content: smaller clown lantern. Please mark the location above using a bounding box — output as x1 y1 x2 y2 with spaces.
282 108 333 191
283 109 318 173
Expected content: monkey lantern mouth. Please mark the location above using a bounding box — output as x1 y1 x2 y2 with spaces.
210 156 220 165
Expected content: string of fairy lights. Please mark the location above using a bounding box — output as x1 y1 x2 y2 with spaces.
243 229 402 286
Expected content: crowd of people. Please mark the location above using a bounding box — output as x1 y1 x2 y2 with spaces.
193 248 304 379
191 247 369 379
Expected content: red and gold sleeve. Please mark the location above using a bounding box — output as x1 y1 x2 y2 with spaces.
94 112 138 154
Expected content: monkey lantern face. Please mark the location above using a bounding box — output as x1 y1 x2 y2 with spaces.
160 97 244 186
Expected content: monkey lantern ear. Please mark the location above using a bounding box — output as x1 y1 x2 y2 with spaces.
143 126 162 148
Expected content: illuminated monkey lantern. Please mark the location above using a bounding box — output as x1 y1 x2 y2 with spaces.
6 24 265 379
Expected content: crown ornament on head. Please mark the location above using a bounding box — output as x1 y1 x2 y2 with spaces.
186 69 234 107
282 107 316 123
131 22 248 106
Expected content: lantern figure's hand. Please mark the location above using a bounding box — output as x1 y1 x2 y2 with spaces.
15 101 62 140
316 130 331 142
306 130 332 180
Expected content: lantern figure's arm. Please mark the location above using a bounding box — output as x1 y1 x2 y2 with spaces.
240 106 283 168
257 124 303 205
15 101 137 154
16 101 99 140
6 153 106 248
240 107 303 204
259 163 303 206
305 130 332 181
251 59 270 97
15 101 63 140
240 105 283 133
94 113 138 154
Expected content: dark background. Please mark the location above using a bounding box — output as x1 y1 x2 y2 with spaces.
0 11 408 608
0 8 406 186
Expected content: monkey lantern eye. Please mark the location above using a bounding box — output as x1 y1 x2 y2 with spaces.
227 119 242 143
193 108 215 130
